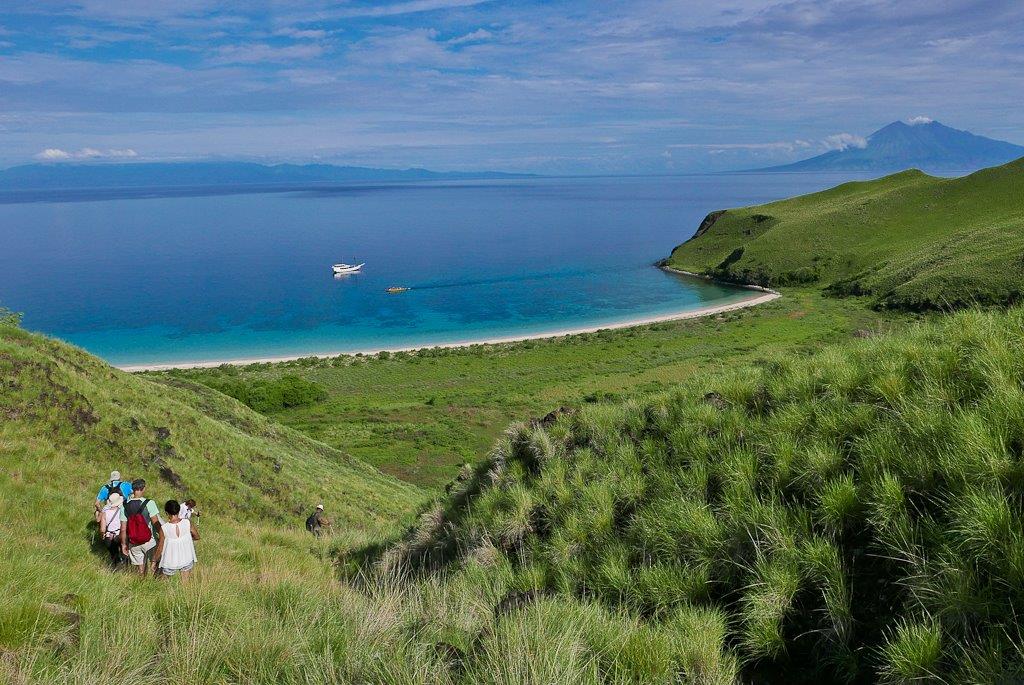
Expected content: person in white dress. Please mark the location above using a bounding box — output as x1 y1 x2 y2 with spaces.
153 500 199 581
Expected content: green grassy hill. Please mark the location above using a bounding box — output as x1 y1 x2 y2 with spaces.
665 157 1024 310
378 306 1024 683
0 323 441 683
9 303 1024 682
8 319 794 684
0 323 419 527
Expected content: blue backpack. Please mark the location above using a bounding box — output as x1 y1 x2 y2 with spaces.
105 480 127 501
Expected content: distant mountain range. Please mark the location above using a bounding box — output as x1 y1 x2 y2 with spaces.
0 161 533 191
758 120 1024 173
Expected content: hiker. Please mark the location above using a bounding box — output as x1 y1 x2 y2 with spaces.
180 498 199 520
120 478 161 576
95 470 133 522
305 504 330 537
153 500 199 581
99 491 125 568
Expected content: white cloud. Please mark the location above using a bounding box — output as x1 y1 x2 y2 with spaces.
275 27 328 40
348 28 466 67
907 115 933 125
323 0 492 19
211 43 325 65
35 147 138 161
36 148 71 160
675 132 870 158
923 37 975 54
278 68 338 86
447 29 493 45
822 132 867 151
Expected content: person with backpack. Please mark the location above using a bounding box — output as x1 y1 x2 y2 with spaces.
119 478 161 576
305 503 330 538
99 491 125 568
94 470 133 522
153 500 200 581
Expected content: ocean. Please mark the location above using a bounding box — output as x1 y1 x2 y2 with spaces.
0 173 873 367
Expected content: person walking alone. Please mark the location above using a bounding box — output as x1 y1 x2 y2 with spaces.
305 504 330 537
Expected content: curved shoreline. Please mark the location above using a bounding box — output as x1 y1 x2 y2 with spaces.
120 282 780 372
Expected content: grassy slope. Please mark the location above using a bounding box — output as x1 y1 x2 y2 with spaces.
382 307 1024 683
666 157 1024 309
8 282 1024 679
8 302 1024 682
0 324 419 527
0 324 439 682
5 323 765 684
158 291 905 489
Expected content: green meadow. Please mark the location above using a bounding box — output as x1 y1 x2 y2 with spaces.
156 291 904 489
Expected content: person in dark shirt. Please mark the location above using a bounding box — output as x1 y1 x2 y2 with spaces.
305 504 330 537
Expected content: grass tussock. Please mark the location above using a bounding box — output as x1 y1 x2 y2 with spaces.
371 307 1024 682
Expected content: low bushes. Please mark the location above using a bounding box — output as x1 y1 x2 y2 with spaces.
199 374 328 412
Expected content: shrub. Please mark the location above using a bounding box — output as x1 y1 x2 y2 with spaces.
202 374 328 413
0 305 22 327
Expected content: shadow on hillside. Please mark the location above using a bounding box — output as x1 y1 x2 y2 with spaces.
340 456 494 581
341 408 576 584
82 519 119 569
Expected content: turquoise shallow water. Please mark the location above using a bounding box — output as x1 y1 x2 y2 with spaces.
0 173 872 366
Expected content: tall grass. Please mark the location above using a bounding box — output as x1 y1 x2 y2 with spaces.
10 305 1024 681
373 307 1024 682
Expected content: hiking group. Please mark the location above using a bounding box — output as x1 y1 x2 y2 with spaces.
95 470 200 580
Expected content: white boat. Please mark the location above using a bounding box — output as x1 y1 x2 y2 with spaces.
332 262 364 274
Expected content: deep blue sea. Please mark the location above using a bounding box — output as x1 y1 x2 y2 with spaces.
0 173 873 366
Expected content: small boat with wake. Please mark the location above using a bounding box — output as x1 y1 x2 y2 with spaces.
332 262 364 275
385 286 410 294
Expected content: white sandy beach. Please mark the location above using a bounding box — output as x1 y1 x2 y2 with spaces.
119 288 780 372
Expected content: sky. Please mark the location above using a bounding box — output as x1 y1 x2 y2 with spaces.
0 0 1022 173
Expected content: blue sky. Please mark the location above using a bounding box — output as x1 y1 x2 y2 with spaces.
1 0 1022 173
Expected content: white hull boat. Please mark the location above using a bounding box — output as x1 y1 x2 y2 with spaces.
332 262 364 274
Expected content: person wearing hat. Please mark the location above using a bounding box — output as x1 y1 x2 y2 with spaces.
99 491 125 567
305 504 330 538
95 470 133 522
